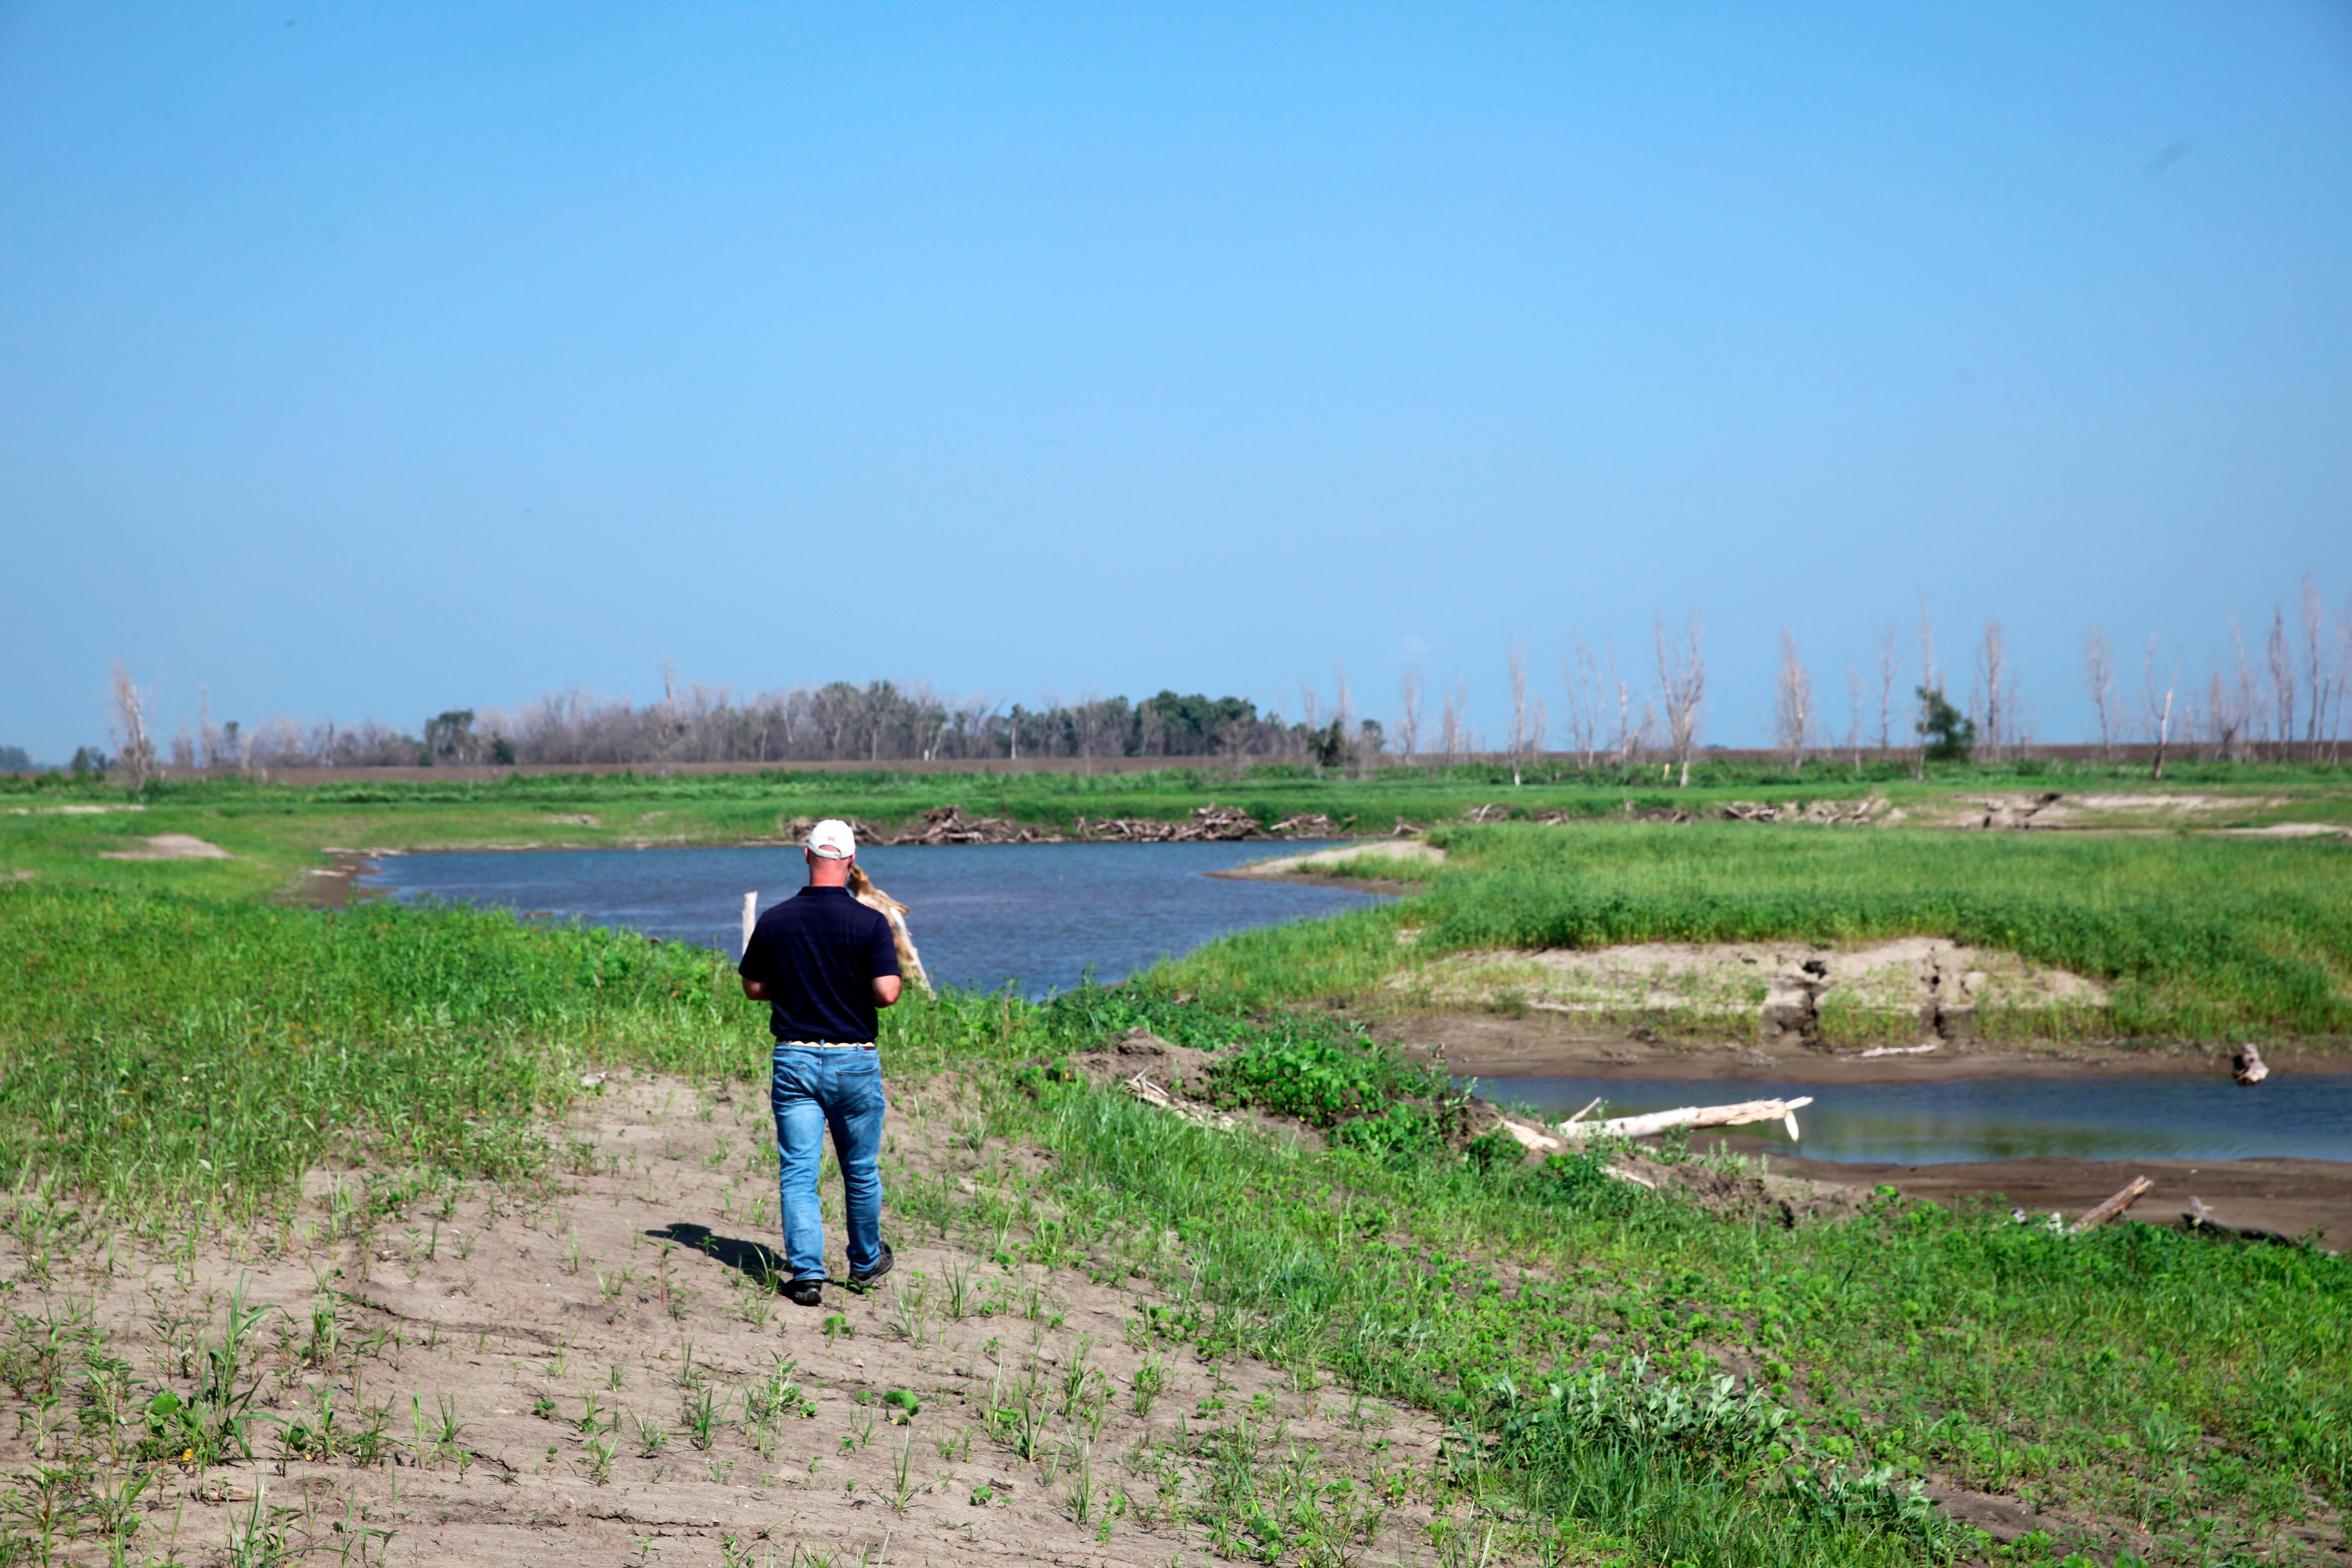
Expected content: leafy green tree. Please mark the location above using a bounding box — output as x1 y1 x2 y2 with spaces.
1915 686 1975 763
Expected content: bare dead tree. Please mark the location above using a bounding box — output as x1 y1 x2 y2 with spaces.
1607 643 1635 766
1397 671 1424 763
1975 618 2017 763
2266 606 2295 760
108 661 157 792
2300 575 2329 748
1507 642 1532 786
2226 616 2262 761
1772 626 1813 771
1437 681 1462 764
1872 624 1900 755
1335 665 1360 773
1915 595 1939 779
2083 627 2118 761
1653 612 1705 787
1846 665 1864 772
2144 634 2178 782
1563 637 1602 771
2205 669 2246 761
2336 588 2352 763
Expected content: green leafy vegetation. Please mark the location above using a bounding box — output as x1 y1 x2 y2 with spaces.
5 766 2352 1563
1163 821 2352 1042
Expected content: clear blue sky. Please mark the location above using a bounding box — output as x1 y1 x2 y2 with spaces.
5 3 2349 763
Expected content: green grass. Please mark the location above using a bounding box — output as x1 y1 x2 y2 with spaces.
4 878 2350 1563
6 755 2347 905
6 764 2352 1562
1163 821 2352 1042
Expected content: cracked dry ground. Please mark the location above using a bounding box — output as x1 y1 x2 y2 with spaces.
0 1075 1518 1568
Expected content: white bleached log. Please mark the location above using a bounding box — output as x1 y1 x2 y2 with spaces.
2069 1175 2153 1233
741 891 758 957
1557 1096 1815 1142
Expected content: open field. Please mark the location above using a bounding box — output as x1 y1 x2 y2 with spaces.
5 758 2351 906
4 870 2352 1566
5 763 2352 1564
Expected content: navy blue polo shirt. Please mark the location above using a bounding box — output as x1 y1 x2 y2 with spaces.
738 886 902 1044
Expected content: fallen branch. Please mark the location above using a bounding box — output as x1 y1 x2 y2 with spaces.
2068 1175 2152 1233
1122 1071 1235 1131
2233 1044 2269 1086
1557 1096 1814 1142
1858 1042 1939 1058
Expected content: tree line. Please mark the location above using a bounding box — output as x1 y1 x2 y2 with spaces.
56 573 2352 789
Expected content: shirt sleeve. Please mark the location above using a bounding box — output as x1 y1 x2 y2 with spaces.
869 913 903 979
738 918 772 983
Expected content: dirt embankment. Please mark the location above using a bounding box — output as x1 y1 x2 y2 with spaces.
0 1076 1494 1568
1396 937 2107 1047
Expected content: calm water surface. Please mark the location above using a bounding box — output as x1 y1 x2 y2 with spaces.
363 841 1377 997
1468 1073 2352 1165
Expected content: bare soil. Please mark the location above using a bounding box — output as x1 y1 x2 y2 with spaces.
95 833 235 861
1393 937 2105 1045
0 1075 1492 1568
1372 1010 2261 1081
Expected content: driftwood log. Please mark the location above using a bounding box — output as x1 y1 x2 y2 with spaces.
1558 1096 1815 1142
848 866 933 995
2068 1175 2153 1233
2233 1044 2269 1086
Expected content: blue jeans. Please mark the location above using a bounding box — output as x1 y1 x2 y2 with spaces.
770 1046 887 1282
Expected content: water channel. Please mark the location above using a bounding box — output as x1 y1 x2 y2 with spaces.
362 840 1379 998
366 843 2351 1166
1463 1072 2352 1166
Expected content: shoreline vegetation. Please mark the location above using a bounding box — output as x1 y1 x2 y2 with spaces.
4 760 2352 1564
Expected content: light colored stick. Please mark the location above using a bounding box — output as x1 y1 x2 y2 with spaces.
1557 1096 1816 1141
741 892 757 957
1565 1097 1603 1124
2069 1175 2153 1233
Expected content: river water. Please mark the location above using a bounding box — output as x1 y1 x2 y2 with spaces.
361 840 1378 998
363 843 2349 1165
1465 1072 2352 1166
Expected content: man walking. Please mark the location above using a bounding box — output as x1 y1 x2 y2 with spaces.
738 819 902 1307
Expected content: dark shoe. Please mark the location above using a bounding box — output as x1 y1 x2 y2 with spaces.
782 1277 824 1308
848 1242 894 1292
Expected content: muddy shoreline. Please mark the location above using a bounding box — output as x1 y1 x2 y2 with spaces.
1723 1142 2352 1247
1377 1011 2313 1082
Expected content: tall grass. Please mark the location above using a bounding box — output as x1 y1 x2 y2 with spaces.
0 882 771 1215
1164 822 2352 1040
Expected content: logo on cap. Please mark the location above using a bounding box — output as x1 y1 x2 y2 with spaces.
807 819 858 859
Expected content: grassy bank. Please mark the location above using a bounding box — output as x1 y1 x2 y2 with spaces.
4 880 2349 1564
5 758 2349 906
1167 822 2352 1044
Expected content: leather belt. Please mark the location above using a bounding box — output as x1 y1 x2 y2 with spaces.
776 1040 877 1050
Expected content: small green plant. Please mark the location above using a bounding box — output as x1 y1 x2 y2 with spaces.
1131 1356 1164 1417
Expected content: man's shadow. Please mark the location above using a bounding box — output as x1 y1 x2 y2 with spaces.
646 1222 791 1287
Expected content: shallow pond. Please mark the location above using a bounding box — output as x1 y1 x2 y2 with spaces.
1467 1072 2352 1166
363 840 1377 998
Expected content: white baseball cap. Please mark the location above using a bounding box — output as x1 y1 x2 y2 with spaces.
807 819 858 859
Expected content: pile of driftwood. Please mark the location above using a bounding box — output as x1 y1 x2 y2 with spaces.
1072 803 1265 842
1718 798 1891 825
1268 812 1354 836
887 804 1058 846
